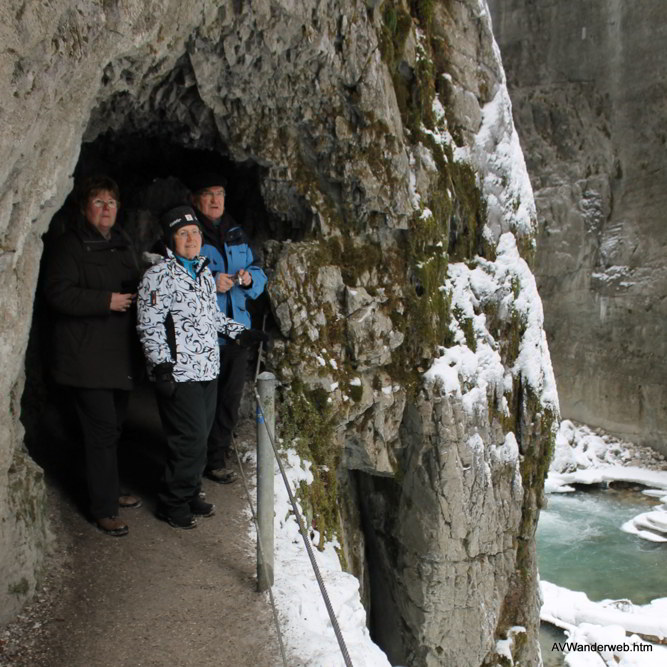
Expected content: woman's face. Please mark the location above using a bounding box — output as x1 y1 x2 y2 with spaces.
84 189 118 238
172 224 202 260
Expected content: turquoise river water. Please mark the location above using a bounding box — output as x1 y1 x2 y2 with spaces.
536 486 667 664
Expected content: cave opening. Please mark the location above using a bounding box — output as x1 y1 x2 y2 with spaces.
353 469 408 666
19 56 305 512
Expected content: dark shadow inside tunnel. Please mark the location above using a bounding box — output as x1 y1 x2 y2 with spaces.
18 57 305 517
353 469 408 666
15 49 410 660
20 147 273 515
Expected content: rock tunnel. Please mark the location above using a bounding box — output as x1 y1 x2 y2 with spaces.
3 2 554 664
17 40 425 665
47 52 313 245
21 53 282 471
17 38 418 664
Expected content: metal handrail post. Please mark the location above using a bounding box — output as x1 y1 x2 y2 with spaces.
256 371 276 591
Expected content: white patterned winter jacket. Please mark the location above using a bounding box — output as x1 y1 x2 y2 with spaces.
137 251 246 382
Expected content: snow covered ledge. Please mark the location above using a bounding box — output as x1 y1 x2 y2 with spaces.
546 420 667 542
541 581 667 666
541 421 667 664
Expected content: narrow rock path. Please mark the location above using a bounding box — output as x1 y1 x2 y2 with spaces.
1 388 280 667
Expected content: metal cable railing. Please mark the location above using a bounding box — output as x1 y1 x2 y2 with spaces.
232 440 289 667
253 385 354 667
235 325 353 667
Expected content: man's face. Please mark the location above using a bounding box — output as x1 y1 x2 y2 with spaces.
172 224 202 260
192 186 225 221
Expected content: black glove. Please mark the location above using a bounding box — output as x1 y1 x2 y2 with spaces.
238 329 272 350
153 362 177 398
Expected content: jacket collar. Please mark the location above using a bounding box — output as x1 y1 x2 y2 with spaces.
195 209 236 247
165 247 210 275
75 220 129 250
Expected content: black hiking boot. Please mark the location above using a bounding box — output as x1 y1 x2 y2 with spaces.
189 498 215 517
155 508 197 529
205 467 238 484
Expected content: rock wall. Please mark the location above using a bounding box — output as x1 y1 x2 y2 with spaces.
1 0 219 625
488 0 667 453
1 1 556 664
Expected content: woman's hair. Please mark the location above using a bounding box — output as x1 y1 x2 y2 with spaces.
77 175 121 208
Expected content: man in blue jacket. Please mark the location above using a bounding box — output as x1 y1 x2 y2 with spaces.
189 173 268 484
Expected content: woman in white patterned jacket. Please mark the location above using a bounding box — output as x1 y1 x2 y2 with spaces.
137 205 266 529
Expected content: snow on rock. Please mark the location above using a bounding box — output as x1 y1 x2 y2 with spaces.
546 420 667 493
451 16 537 248
471 86 538 243
542 581 667 639
418 1 557 421
546 420 667 541
550 465 667 493
495 626 526 663
621 510 667 543
541 581 667 666
494 234 559 408
542 422 667 660
246 447 391 667
424 232 558 418
561 624 667 667
551 420 646 474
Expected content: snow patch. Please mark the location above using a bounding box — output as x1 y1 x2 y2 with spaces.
424 232 558 419
245 447 391 666
542 421 667 661
541 581 667 666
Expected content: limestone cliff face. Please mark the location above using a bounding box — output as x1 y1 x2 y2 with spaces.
488 0 667 454
1 1 556 664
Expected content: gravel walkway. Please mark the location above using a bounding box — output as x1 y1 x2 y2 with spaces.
1 388 280 667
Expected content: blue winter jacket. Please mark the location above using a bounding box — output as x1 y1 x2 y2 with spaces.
198 211 267 344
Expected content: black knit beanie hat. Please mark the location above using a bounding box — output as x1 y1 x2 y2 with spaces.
160 205 201 245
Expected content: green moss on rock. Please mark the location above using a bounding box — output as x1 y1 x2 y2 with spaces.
278 379 341 547
7 577 29 597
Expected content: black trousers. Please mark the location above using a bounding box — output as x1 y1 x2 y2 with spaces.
156 379 217 516
72 387 129 519
207 343 249 469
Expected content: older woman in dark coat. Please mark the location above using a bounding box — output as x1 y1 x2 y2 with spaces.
43 175 141 536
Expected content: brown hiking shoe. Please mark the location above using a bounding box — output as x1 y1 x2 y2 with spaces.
96 516 129 537
118 494 142 509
